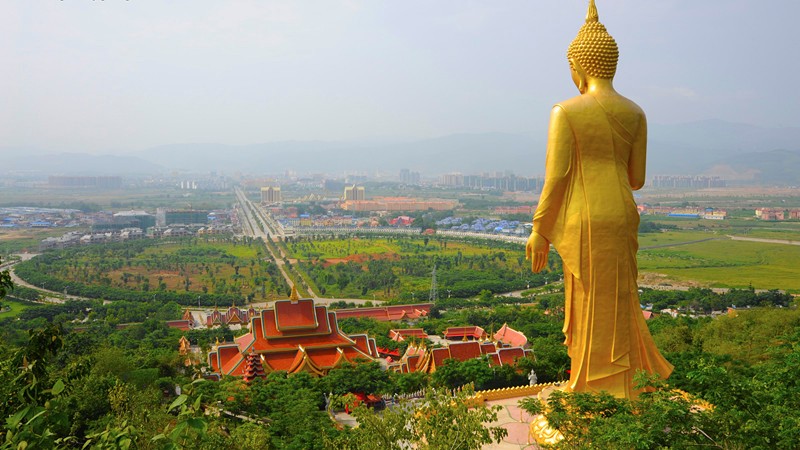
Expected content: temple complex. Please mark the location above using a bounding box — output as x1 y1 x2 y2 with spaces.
389 338 533 374
207 287 379 379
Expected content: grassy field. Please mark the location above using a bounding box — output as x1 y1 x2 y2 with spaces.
285 236 533 300
638 238 800 292
728 228 800 242
638 230 717 248
286 237 502 261
0 298 33 318
23 237 290 302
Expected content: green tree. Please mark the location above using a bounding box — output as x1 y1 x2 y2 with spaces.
331 385 507 450
0 256 13 301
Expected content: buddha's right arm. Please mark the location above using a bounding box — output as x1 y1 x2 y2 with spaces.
533 105 574 239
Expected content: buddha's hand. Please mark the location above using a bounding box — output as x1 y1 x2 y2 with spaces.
526 231 549 273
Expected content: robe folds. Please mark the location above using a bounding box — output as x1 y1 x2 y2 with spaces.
533 93 673 399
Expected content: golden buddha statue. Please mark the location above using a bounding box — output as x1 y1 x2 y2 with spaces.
526 0 672 399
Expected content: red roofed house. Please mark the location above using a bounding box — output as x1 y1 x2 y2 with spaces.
207 287 379 379
493 323 528 348
389 328 429 342
334 303 433 322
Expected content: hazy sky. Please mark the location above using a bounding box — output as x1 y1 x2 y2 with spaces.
1 0 797 154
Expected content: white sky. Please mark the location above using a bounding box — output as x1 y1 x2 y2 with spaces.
1 0 797 154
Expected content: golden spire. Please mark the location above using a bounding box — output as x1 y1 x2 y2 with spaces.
290 285 300 302
586 0 599 23
568 0 619 79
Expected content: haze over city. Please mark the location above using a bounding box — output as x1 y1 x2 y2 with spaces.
2 0 799 162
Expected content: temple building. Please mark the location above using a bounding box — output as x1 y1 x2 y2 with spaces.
334 303 433 322
166 308 198 331
207 288 380 379
443 326 488 341
389 339 533 374
206 304 258 328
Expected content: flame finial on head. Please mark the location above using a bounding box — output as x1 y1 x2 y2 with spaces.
586 0 599 23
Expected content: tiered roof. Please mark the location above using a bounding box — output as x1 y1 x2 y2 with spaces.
207 304 258 327
334 303 433 322
390 339 533 374
207 288 379 378
242 352 267 382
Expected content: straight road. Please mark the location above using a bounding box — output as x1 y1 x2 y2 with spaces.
234 187 318 298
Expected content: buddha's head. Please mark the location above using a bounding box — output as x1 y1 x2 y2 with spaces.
567 0 619 93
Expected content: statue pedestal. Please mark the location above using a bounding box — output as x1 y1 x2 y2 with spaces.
529 385 565 446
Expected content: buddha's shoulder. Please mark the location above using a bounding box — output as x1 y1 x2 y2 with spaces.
555 93 644 115
553 95 587 112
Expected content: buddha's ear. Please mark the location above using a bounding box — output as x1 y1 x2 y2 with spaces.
569 58 587 94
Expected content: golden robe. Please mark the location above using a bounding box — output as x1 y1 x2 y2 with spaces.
533 93 673 399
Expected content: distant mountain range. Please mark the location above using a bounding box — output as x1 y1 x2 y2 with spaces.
2 150 162 176
2 120 799 184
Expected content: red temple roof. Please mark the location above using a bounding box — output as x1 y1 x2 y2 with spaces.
443 326 487 340
166 319 193 331
494 323 528 348
334 303 433 322
206 293 378 378
389 329 529 374
389 328 429 342
206 305 257 328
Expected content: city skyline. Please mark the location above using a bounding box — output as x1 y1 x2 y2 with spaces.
2 0 798 157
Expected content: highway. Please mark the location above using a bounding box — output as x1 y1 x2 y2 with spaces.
234 187 318 298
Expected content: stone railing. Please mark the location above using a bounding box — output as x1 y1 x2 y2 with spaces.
474 382 562 402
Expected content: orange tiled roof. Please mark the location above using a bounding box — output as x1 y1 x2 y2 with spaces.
448 341 483 360
206 295 377 378
443 326 487 340
275 298 318 331
166 320 193 331
480 342 498 354
389 332 531 374
496 347 526 366
206 306 256 328
389 328 429 342
334 303 433 322
494 323 528 348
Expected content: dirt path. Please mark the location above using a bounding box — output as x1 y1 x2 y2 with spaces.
727 235 800 246
639 237 724 250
